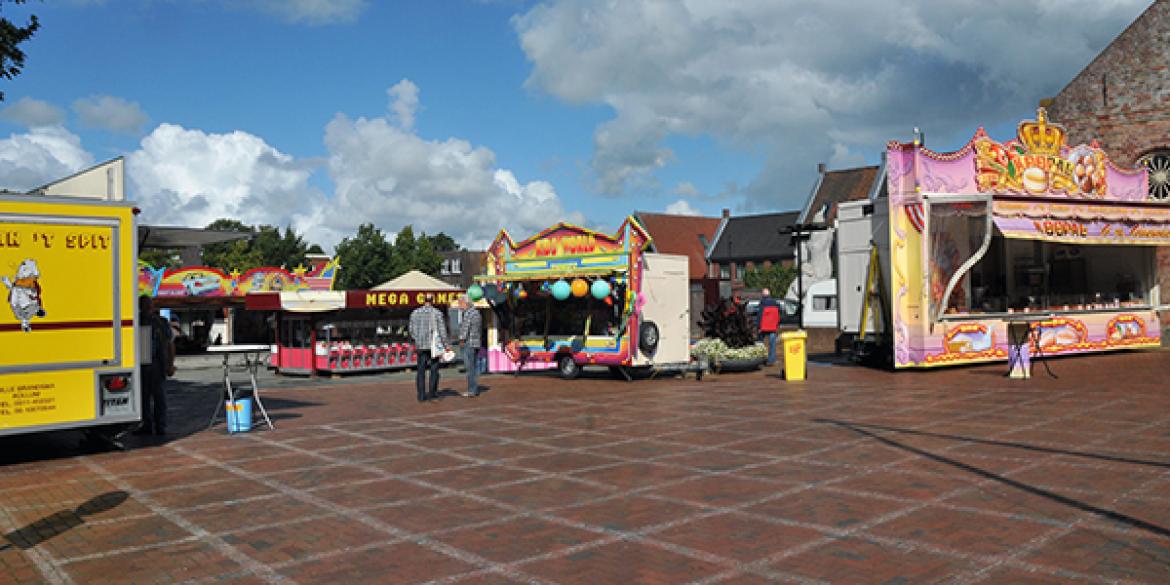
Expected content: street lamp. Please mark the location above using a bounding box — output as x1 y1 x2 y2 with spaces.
779 222 829 327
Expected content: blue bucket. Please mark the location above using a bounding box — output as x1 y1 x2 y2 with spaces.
226 398 253 433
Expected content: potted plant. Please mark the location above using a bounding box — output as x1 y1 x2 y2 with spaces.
693 298 766 372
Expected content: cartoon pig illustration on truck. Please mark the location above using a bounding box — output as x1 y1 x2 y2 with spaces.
3 259 46 332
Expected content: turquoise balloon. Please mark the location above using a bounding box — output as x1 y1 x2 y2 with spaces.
467 284 484 301
590 279 611 300
551 279 572 301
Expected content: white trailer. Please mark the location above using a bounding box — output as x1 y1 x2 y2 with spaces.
835 198 893 364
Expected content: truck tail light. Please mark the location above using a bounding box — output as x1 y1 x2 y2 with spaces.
101 374 131 392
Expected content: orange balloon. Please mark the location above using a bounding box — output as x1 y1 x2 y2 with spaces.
571 278 589 298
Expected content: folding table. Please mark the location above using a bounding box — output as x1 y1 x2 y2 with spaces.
207 344 276 433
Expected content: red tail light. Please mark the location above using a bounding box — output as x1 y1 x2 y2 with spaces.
103 375 129 391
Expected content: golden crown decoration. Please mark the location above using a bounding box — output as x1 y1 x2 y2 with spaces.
1016 108 1066 156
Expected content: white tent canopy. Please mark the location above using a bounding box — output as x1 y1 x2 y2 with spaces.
372 270 460 291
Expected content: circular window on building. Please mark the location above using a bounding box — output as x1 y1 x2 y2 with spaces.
1139 150 1170 201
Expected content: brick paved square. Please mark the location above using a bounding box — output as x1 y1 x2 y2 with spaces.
649 475 787 508
62 540 242 584
435 516 599 563
475 477 616 510
768 536 977 583
279 540 476 584
570 461 697 490
5 352 1170 584
416 463 541 492
652 511 825 562
746 486 908 530
221 514 388 565
1022 526 1170 582
867 505 1054 556
368 494 514 534
522 540 725 583
550 494 703 532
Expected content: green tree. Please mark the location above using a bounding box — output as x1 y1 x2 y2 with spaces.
252 225 309 269
307 243 324 255
743 264 798 297
425 232 459 253
0 1 39 102
335 223 394 289
201 219 259 271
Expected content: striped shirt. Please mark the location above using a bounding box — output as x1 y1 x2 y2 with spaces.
408 305 449 351
459 307 482 349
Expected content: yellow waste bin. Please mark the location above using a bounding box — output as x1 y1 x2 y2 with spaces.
780 330 808 381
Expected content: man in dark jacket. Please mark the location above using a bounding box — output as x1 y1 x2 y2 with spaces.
137 295 175 435
457 295 483 397
757 288 781 366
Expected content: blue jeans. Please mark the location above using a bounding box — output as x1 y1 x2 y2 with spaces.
762 332 777 365
463 345 480 395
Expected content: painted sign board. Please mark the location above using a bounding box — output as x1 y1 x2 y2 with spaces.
0 196 137 433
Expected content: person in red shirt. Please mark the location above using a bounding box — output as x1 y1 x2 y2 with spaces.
757 288 781 365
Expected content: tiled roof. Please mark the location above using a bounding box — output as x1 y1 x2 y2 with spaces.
801 166 881 224
636 212 721 279
707 211 800 263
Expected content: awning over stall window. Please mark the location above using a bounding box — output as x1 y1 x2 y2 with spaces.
992 199 1170 245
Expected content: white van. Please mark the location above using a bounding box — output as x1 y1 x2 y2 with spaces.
802 279 838 328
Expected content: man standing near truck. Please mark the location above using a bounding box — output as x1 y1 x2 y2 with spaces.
137 295 175 435
757 288 781 366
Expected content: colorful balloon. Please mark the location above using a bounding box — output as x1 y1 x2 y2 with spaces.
467 284 484 301
571 278 589 298
518 289 528 299
590 279 611 300
551 280 572 301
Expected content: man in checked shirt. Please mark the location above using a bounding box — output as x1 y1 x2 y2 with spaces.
409 293 450 402
457 294 483 397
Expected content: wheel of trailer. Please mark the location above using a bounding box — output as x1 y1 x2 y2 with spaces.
558 355 581 380
639 321 659 355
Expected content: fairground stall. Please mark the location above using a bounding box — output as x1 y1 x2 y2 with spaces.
139 254 339 350
475 218 690 379
246 271 462 375
842 108 1163 368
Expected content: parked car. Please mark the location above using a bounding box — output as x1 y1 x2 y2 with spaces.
745 297 800 326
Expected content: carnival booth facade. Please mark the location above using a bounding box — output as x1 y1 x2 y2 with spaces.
247 271 462 375
855 109 1162 369
475 218 690 379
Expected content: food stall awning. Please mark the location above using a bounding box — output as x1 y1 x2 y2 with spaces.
371 270 460 291
246 291 345 312
991 198 1170 246
139 225 252 249
474 268 622 282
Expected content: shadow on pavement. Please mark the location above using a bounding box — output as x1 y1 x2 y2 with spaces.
0 491 129 552
815 417 1170 540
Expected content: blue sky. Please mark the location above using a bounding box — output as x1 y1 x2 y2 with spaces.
0 0 1152 249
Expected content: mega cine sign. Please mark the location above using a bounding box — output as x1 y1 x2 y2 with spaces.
347 290 461 309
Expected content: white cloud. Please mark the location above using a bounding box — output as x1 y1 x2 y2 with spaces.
73 95 149 134
323 111 582 248
0 126 93 191
0 97 66 128
0 84 580 252
249 0 367 25
515 0 1150 207
673 181 700 198
664 199 700 216
127 124 325 237
387 79 420 131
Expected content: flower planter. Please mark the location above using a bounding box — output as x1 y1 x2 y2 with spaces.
712 357 764 373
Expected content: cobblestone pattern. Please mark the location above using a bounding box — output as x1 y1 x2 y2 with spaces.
1 352 1170 584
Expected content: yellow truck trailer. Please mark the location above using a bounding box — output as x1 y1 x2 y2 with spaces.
0 194 139 443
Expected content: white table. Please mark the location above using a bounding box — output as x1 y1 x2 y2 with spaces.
206 344 275 433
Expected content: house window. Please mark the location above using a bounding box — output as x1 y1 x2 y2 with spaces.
440 258 462 276
719 264 730 279
1140 150 1170 201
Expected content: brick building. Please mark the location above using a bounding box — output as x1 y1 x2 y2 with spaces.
1044 0 1170 330
706 210 799 299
